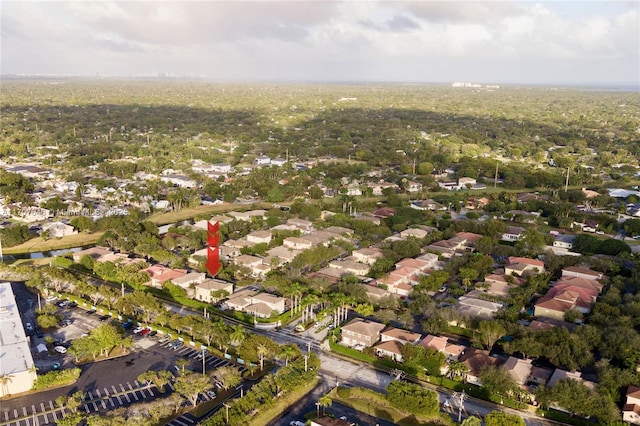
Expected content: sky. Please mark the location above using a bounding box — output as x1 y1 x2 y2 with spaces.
1 1 639 86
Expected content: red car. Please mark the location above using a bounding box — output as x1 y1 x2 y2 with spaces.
139 328 152 337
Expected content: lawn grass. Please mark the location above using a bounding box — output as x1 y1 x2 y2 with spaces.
329 387 453 426
249 377 320 426
3 232 104 254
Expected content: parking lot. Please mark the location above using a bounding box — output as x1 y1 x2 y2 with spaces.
3 290 247 426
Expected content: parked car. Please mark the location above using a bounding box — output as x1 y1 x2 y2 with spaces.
148 330 158 337
171 341 184 350
35 327 44 338
159 335 172 343
51 362 61 371
86 309 97 315
65 301 78 309
139 328 151 337
45 295 58 302
98 315 110 321
57 300 70 308
54 346 67 354
132 326 145 334
59 319 72 327
122 322 133 330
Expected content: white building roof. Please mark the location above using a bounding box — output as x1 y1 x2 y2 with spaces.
0 282 36 378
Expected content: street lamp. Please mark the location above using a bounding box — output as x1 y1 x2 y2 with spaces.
223 402 230 424
315 402 320 418
452 390 466 423
202 346 206 375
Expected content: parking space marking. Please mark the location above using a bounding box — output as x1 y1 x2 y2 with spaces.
112 385 118 394
115 394 123 405
127 382 133 391
104 387 110 396
101 400 107 409
96 389 101 398
40 403 45 412
4 411 8 421
92 401 99 411
131 390 139 401
108 397 115 408
87 391 93 400
22 407 27 417
123 393 131 403
119 384 126 393
51 409 58 421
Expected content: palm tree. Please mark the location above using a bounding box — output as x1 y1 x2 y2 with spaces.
257 343 268 371
279 344 298 367
447 360 469 381
0 374 14 396
318 394 332 415
230 324 245 346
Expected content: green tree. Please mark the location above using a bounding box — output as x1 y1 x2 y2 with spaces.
174 371 213 407
479 365 518 397
215 365 242 391
484 411 525 426
386 381 439 416
475 320 506 350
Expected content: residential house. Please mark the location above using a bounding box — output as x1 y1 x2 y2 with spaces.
372 207 396 218
400 228 430 239
547 369 595 390
340 318 385 349
529 366 553 387
459 348 502 386
503 210 540 224
287 218 314 233
458 177 477 188
466 197 490 210
410 199 446 211
395 258 432 274
406 181 423 193
363 284 389 300
266 246 300 266
160 174 197 188
224 288 258 311
503 357 533 386
245 292 286 318
246 230 272 245
553 234 576 250
253 155 271 166
561 266 604 281
233 255 269 277
283 237 313 251
323 226 354 236
623 386 640 425
328 260 370 276
270 158 287 167
375 340 406 362
534 284 599 321
352 247 385 265
415 253 442 269
456 296 503 319
501 226 525 242
505 257 546 276
189 248 209 265
171 272 206 297
482 273 525 297
143 265 187 288
380 327 422 345
73 246 113 262
194 279 234 304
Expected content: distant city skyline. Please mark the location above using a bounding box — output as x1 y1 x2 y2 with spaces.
1 1 638 87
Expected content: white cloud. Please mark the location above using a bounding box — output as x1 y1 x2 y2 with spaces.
1 1 637 85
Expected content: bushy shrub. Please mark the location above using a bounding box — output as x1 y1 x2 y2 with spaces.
337 386 351 398
33 368 81 390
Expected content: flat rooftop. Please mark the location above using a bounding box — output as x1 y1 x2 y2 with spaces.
0 282 35 376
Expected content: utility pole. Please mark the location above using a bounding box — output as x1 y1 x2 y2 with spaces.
121 282 125 298
494 161 499 188
202 347 206 375
565 166 570 192
453 390 466 423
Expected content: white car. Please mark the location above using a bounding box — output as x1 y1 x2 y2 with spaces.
54 346 67 354
132 326 145 334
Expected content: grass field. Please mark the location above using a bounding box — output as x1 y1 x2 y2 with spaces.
329 387 454 426
3 232 104 255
